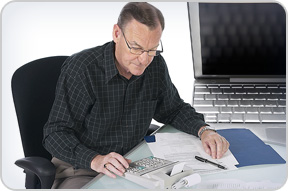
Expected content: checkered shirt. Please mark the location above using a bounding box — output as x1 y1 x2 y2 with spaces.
43 41 207 169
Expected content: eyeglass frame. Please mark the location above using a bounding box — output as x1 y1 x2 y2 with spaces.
121 30 163 57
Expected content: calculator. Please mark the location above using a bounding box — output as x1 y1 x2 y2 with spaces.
122 156 194 189
125 156 177 176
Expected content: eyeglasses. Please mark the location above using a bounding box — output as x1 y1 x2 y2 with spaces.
122 31 163 57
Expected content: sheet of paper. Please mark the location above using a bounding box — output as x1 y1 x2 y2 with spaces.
147 132 238 174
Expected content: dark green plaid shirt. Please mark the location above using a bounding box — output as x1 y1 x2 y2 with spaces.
43 41 207 169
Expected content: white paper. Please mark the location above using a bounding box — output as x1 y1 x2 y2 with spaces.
170 162 185 176
147 132 239 174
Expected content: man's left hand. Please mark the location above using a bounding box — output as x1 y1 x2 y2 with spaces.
200 129 230 159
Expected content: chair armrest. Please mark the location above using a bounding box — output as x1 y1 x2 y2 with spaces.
15 156 56 188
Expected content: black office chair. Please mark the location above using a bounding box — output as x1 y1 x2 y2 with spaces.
12 56 160 189
12 56 69 188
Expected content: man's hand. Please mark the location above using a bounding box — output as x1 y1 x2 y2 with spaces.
199 127 230 159
90 152 131 178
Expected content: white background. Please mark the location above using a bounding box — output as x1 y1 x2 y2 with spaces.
1 0 289 190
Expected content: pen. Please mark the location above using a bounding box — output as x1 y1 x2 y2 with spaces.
195 156 227 170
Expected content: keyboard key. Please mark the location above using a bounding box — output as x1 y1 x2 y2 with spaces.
240 100 251 107
242 95 255 100
205 94 217 100
204 114 217 123
195 107 219 114
254 95 267 100
232 85 243 88
255 85 267 88
260 107 272 114
270 88 284 94
220 85 231 88
227 100 239 107
231 114 244 122
244 88 259 94
261 114 286 123
267 85 278 88
211 88 223 94
220 107 233 113
233 107 246 113
217 94 229 100
246 107 259 114
230 95 242 100
265 101 277 107
243 85 254 88
208 85 219 88
195 88 210 94
193 100 213 107
214 100 227 107
205 113 218 117
194 94 204 100
272 107 285 114
218 113 231 122
223 89 235 94
281 89 286 94
234 88 246 94
277 101 286 107
277 95 286 101
266 95 279 100
252 100 264 107
259 89 271 94
245 114 260 122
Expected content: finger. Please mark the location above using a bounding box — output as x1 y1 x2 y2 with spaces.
103 166 117 178
206 139 216 159
208 140 217 159
105 163 124 177
202 140 211 156
221 137 227 154
224 139 230 153
108 157 126 174
126 158 132 164
216 137 223 159
110 153 130 169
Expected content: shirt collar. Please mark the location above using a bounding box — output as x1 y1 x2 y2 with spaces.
104 41 119 83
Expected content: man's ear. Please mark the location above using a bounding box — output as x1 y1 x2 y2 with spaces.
112 24 121 43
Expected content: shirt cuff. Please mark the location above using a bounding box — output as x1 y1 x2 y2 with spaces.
75 145 99 169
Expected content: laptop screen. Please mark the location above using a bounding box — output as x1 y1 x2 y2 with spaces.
188 3 286 79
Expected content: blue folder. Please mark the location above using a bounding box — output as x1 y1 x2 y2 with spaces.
217 129 286 167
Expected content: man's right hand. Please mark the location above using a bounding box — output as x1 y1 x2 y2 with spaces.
90 152 131 178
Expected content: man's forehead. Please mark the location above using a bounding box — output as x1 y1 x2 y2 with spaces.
124 20 162 48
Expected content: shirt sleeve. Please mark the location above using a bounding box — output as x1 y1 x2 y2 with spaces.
43 59 98 169
153 56 208 137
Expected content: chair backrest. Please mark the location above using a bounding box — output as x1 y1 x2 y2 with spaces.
12 56 68 160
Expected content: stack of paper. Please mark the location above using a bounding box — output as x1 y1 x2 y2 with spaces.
146 132 239 174
145 128 286 174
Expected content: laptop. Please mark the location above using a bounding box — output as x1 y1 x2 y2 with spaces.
187 2 286 145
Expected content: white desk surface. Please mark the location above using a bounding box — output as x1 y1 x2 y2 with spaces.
83 125 287 189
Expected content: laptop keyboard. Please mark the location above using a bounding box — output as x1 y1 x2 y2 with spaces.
193 84 286 123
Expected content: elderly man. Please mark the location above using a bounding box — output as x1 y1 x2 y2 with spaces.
43 2 229 189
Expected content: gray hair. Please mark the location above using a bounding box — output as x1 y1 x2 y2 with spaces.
117 2 165 32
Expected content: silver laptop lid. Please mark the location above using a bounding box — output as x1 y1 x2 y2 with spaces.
188 2 286 82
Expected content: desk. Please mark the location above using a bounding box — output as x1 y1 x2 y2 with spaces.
83 125 287 189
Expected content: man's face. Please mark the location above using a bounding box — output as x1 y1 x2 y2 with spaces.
113 19 163 79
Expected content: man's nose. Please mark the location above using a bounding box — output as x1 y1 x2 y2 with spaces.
138 51 150 65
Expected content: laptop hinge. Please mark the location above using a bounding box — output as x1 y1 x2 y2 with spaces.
230 78 286 83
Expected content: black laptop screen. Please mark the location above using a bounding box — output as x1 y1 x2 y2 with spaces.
199 3 286 76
